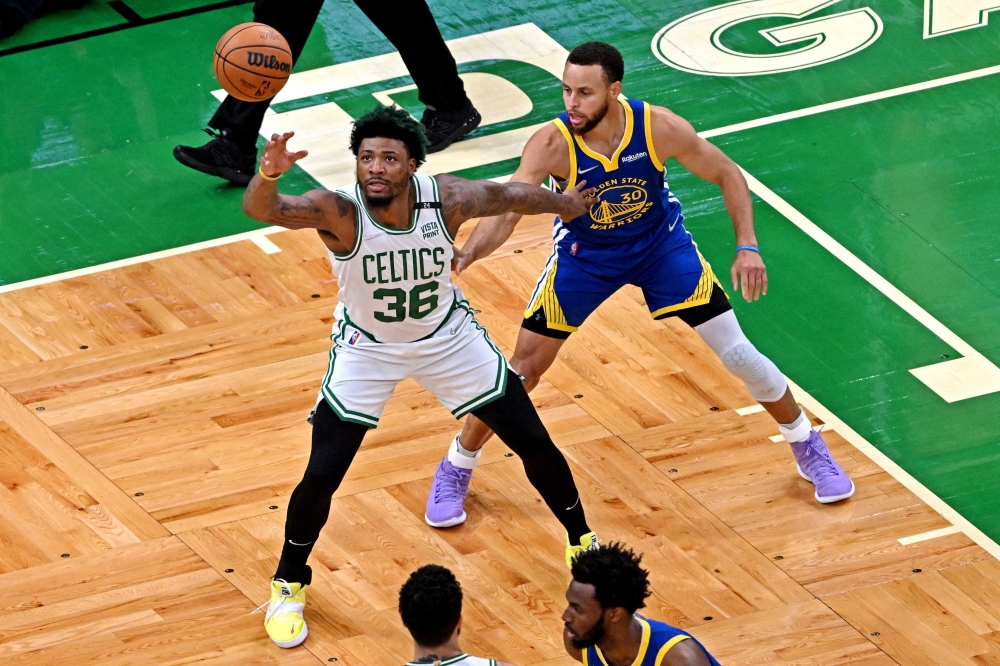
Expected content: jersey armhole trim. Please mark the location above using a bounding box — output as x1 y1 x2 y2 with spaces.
552 118 578 190
653 635 690 666
430 176 455 244
331 191 363 260
643 102 664 172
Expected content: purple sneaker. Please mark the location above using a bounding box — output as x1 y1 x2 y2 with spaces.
790 430 855 504
425 457 473 527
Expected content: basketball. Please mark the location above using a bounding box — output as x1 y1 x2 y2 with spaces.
213 23 292 102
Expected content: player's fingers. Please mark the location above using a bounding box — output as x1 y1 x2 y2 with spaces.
575 180 587 190
752 270 762 301
582 187 598 199
761 269 769 296
291 150 308 160
741 269 751 301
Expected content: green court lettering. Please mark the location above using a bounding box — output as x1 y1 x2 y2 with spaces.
376 252 388 284
418 248 434 279
388 251 401 282
432 247 446 276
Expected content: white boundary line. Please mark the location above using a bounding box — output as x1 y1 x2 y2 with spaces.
741 170 978 357
0 227 283 294
899 525 963 546
701 62 1000 139
787 377 1000 558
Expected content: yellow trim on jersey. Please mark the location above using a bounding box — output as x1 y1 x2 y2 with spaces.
653 635 691 666
574 97 634 173
593 617 651 666
643 102 664 172
649 252 727 319
552 118 578 191
524 255 578 332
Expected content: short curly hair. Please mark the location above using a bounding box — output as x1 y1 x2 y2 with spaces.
399 565 463 647
567 42 625 84
350 104 428 168
570 542 652 614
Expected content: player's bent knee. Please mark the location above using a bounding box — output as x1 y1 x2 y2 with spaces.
508 361 543 393
719 341 787 402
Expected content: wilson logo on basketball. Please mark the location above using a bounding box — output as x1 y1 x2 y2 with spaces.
246 52 291 73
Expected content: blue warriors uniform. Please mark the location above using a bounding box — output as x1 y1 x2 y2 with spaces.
582 615 721 666
523 98 728 336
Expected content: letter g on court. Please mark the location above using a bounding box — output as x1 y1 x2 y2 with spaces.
652 0 883 76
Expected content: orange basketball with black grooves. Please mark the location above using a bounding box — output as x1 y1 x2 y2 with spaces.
213 22 292 102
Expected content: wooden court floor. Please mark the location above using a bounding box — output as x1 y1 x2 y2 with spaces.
2 216 999 665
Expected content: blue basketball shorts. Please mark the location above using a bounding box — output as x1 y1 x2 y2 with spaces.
522 221 730 338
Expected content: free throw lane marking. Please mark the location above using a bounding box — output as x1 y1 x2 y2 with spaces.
742 169 1000 402
899 525 964 545
250 234 282 255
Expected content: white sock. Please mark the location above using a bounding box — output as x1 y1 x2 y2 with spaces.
447 434 481 470
778 408 812 444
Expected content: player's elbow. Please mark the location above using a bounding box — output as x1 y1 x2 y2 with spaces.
241 197 270 223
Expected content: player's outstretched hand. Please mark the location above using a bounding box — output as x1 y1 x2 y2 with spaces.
558 180 599 219
731 249 768 302
260 131 308 178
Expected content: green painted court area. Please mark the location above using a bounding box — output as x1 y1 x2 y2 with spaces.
2 0 999 539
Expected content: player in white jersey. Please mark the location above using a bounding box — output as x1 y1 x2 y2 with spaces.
242 105 601 649
399 565 515 666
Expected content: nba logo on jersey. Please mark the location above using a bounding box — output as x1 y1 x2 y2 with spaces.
571 242 578 256
348 331 360 346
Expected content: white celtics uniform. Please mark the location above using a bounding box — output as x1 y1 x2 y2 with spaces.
321 174 509 427
405 655 496 666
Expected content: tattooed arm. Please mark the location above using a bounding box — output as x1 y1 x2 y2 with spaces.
437 174 595 233
441 123 587 274
242 131 357 254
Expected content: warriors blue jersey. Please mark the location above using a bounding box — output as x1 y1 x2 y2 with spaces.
552 97 682 246
582 616 721 666
523 97 730 335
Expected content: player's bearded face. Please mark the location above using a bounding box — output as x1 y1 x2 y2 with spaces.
567 613 607 649
563 582 609 650
356 138 414 209
562 63 617 135
569 100 609 136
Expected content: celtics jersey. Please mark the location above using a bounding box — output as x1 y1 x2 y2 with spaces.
405 654 496 666
330 174 456 344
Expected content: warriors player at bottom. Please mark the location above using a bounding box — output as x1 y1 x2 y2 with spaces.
241 105 600 649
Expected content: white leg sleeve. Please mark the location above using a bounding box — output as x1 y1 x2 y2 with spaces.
694 310 788 403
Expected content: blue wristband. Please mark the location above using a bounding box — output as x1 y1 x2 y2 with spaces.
735 245 759 254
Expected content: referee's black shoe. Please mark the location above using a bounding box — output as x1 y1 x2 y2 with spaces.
422 100 482 154
173 128 257 186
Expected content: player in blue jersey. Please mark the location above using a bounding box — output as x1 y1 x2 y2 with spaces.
564 542 721 666
423 42 855 535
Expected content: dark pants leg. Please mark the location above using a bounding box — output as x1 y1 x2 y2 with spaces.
352 0 466 111
209 0 467 150
274 399 368 585
275 373 589 585
471 371 590 539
